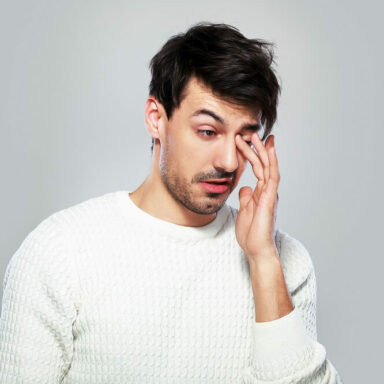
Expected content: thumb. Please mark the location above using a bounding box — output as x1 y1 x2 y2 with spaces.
238 186 253 212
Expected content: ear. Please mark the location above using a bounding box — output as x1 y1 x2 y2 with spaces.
144 96 167 143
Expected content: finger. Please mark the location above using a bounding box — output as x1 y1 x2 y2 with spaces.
267 138 280 189
235 134 264 182
264 143 280 206
251 133 270 185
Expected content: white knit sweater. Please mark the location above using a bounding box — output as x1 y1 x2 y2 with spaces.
0 190 343 383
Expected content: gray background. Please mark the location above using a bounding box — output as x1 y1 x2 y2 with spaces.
1 0 383 382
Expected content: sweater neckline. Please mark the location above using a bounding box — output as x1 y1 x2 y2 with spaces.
117 190 231 242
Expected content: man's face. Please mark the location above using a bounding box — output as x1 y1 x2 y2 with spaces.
156 76 262 216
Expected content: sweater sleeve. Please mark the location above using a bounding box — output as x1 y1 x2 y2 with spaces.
242 241 344 383
0 220 78 383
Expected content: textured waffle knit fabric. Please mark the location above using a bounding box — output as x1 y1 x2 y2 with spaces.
0 190 343 383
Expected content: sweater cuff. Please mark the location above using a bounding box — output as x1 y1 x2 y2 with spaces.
251 307 314 366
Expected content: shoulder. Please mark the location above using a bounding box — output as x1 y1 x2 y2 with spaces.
36 190 122 234
47 190 123 229
274 228 315 293
7 191 121 271
226 204 314 293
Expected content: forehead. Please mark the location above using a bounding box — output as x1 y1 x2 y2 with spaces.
180 77 261 120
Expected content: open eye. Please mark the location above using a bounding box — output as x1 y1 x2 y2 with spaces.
198 129 216 137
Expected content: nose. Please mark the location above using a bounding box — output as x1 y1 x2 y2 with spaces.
212 136 239 174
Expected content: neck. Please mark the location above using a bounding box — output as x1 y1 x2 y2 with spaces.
129 150 217 228
129 175 217 228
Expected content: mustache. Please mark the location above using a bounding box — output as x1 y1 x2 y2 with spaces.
199 174 235 182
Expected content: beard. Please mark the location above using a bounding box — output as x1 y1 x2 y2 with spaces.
158 148 228 216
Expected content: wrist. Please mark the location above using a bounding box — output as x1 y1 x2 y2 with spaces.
247 246 280 269
248 252 285 291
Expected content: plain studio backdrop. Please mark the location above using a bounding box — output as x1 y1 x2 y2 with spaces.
1 0 383 382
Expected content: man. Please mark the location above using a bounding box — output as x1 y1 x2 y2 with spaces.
0 22 343 383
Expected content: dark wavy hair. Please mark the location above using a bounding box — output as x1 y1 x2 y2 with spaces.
148 22 281 153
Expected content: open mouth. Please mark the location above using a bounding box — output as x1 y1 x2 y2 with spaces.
199 181 229 193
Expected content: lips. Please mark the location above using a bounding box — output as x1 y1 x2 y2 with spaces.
200 180 230 193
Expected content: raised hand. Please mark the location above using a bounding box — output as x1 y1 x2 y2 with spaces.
234 132 280 265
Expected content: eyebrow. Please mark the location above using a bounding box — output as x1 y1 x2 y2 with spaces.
190 108 262 132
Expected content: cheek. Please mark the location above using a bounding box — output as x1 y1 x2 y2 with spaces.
168 142 202 174
180 135 211 162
